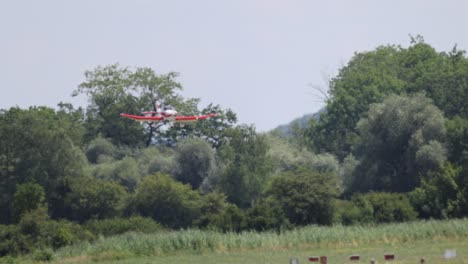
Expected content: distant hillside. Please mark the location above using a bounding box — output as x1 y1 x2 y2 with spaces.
273 108 325 137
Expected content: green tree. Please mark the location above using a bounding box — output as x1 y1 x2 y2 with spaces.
446 116 468 165
348 94 447 193
85 136 118 163
217 125 272 208
0 107 86 223
352 192 417 223
174 138 217 189
192 104 237 148
64 177 126 222
141 147 176 176
195 192 246 232
131 173 201 228
410 163 462 218
267 168 339 225
13 183 45 221
74 64 200 146
246 198 290 231
306 40 468 160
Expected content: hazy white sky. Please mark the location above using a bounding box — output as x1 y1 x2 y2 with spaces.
1 0 468 131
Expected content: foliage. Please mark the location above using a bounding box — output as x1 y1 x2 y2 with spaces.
333 199 365 225
0 207 94 257
266 134 338 174
85 216 164 237
306 41 468 160
246 198 290 231
64 177 126 222
131 173 202 228
74 64 200 146
0 107 87 224
410 163 462 219
217 125 272 208
267 168 339 225
0 225 29 257
195 192 246 232
85 136 118 163
32 248 54 262
446 116 468 165
348 93 447 193
139 147 176 176
351 193 418 223
192 104 238 148
12 183 45 222
174 138 217 189
0 256 18 264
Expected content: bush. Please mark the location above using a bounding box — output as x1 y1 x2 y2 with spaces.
194 192 246 232
85 137 118 164
0 225 30 257
352 193 418 223
131 173 202 228
39 220 95 249
0 212 94 257
409 163 462 219
85 216 164 237
0 256 18 264
246 198 290 231
267 168 339 225
32 249 53 262
13 183 45 221
334 200 365 225
64 176 127 222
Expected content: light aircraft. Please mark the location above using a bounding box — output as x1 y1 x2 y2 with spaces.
120 104 216 123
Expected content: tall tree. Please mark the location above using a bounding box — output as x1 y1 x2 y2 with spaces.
306 39 468 160
348 94 447 193
0 107 86 223
174 138 217 190
217 125 272 208
74 64 199 146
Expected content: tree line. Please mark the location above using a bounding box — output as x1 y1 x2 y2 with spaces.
0 37 467 257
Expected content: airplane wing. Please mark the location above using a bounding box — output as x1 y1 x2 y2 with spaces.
120 113 216 123
120 113 164 122
174 113 217 123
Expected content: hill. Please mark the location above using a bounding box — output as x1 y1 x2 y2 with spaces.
273 107 325 136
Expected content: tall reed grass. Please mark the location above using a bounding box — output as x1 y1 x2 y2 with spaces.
54 218 468 260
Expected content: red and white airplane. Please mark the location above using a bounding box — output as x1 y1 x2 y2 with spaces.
120 104 216 123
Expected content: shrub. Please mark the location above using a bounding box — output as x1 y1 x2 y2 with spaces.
85 216 164 237
410 163 462 219
132 173 202 228
352 192 417 223
0 213 94 257
194 192 247 232
267 168 339 225
32 249 53 262
0 225 31 257
13 183 45 221
64 176 126 222
0 256 18 264
334 200 365 225
246 198 290 231
39 220 95 249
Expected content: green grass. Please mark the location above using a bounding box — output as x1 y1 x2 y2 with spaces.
67 240 468 264
49 218 468 263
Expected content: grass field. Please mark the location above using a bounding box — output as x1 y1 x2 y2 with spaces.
69 240 467 264
43 219 468 263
